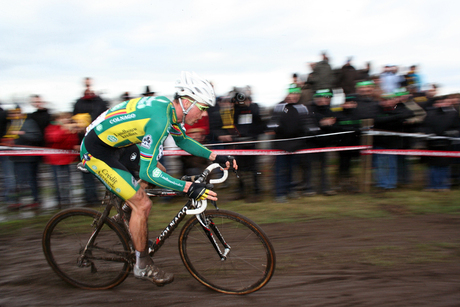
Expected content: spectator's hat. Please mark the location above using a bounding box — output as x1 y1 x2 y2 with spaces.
121 92 131 101
345 95 357 102
356 80 375 87
142 86 155 96
394 87 409 97
72 113 92 128
288 83 302 94
381 93 396 99
313 89 333 98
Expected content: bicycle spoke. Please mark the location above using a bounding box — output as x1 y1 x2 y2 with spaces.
179 210 275 294
43 208 131 290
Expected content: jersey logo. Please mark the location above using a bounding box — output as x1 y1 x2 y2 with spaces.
152 168 162 178
107 135 118 143
130 152 137 161
141 135 152 149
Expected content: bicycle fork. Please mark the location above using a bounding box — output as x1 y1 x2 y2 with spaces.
196 213 231 261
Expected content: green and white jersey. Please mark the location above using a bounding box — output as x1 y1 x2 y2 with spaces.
87 96 212 191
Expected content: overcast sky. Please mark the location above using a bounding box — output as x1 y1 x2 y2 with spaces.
2 0 460 113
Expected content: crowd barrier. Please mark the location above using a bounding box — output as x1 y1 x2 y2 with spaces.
1 130 460 157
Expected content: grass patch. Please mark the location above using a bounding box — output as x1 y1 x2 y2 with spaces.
2 188 460 235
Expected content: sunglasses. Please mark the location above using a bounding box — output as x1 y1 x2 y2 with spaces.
194 102 209 112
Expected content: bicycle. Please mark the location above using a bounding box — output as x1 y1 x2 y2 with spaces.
42 163 276 295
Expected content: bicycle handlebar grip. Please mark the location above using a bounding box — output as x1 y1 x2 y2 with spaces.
206 163 228 185
186 200 208 215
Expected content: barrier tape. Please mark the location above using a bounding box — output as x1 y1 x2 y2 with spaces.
164 146 371 156
0 148 79 156
364 130 460 140
362 149 460 158
198 131 355 148
2 128 460 158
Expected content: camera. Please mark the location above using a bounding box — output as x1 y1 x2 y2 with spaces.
230 86 251 105
233 92 246 104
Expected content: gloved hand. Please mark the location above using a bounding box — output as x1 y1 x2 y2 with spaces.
186 182 211 201
214 155 235 168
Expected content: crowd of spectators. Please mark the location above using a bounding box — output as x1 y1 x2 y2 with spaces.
1 52 460 210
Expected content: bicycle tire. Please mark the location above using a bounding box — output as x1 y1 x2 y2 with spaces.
178 209 276 295
42 208 132 290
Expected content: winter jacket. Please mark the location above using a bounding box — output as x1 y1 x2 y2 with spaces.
43 124 80 165
10 116 43 163
269 102 319 152
422 105 460 167
337 64 358 95
373 103 415 149
311 60 335 91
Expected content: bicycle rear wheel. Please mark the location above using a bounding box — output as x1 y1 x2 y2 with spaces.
42 208 132 290
179 210 276 294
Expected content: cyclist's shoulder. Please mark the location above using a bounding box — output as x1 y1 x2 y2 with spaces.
126 96 172 112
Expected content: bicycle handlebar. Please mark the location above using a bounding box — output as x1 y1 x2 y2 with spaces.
185 163 228 215
207 163 228 185
181 163 229 185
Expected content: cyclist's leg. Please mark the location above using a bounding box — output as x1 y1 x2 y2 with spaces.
81 141 148 250
81 136 173 285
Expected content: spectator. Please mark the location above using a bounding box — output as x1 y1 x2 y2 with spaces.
404 65 422 92
396 87 427 186
269 84 318 202
43 113 82 209
232 86 266 202
121 92 131 101
357 62 371 81
7 106 43 210
309 89 339 196
310 52 335 92
380 65 403 94
301 62 316 105
373 93 414 191
333 94 362 193
73 77 108 206
28 95 51 145
0 103 16 207
73 90 108 122
419 83 439 110
208 95 239 145
337 57 358 95
180 127 209 176
182 114 210 175
355 80 380 119
422 95 460 191
142 86 156 97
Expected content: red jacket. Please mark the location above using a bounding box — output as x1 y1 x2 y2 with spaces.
43 124 80 165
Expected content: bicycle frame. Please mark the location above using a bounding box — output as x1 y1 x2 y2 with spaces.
83 163 232 263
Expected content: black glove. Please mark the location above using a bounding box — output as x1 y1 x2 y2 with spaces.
214 155 235 168
186 182 210 201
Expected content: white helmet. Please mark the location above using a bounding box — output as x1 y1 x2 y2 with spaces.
175 71 216 107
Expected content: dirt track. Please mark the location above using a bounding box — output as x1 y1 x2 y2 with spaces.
1 214 459 307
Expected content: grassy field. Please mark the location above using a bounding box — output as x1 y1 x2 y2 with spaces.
1 187 460 235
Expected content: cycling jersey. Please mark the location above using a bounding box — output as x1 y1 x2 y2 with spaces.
80 96 212 199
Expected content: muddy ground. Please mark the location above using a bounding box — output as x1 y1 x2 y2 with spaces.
1 214 459 307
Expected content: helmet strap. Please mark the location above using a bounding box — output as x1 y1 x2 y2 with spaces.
178 97 195 124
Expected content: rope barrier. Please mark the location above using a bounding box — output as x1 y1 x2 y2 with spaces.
1 129 460 157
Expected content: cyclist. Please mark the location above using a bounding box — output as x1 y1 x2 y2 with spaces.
80 71 237 286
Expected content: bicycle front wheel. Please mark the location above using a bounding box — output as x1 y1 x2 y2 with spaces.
179 210 276 294
42 208 132 290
